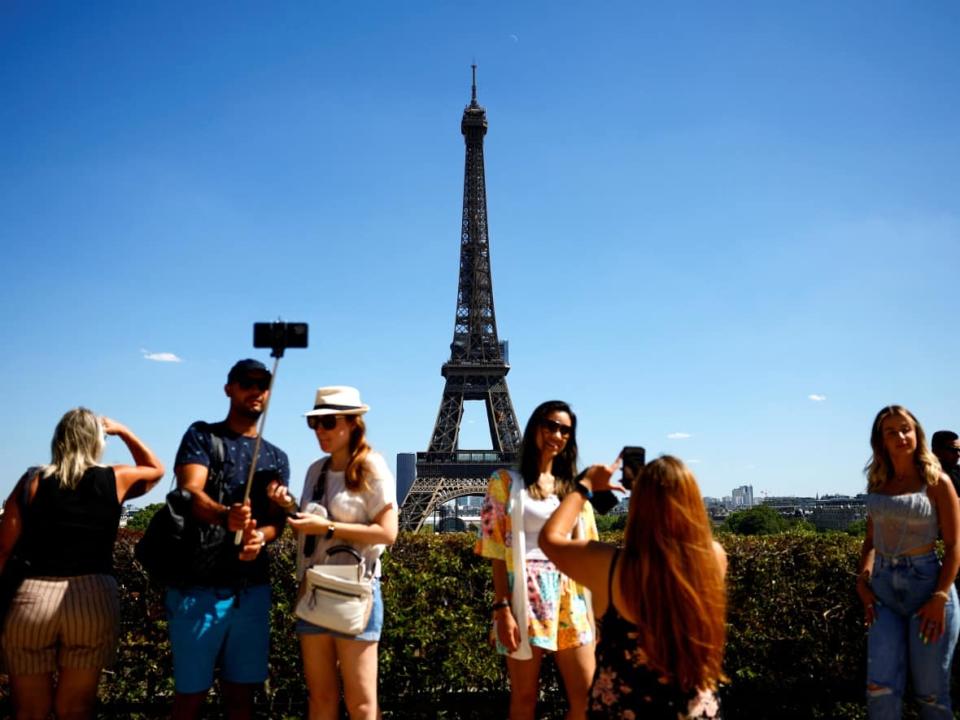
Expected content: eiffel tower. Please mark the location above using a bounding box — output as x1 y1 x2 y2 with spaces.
398 67 522 532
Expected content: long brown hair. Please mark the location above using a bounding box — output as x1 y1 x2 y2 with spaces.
865 405 941 492
344 416 373 492
619 455 726 692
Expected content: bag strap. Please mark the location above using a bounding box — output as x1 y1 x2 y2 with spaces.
303 459 330 558
311 458 330 505
607 547 621 601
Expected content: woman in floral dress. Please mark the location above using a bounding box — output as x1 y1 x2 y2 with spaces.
476 400 598 719
540 455 727 719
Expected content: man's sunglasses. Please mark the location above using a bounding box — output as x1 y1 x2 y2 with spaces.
307 415 341 431
540 419 573 438
236 377 270 391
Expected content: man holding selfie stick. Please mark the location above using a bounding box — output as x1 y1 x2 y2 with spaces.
168 358 290 720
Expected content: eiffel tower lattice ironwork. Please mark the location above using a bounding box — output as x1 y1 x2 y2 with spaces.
399 67 522 532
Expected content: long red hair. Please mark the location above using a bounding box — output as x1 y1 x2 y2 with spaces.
619 455 727 692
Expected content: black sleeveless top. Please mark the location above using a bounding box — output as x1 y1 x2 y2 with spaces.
588 549 722 719
19 466 121 577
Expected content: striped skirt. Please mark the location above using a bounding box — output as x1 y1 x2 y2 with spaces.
2 574 120 674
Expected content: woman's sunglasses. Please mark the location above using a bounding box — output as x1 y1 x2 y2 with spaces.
307 415 341 431
540 419 573 438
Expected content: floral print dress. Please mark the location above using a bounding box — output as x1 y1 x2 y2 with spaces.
589 551 721 719
475 469 597 653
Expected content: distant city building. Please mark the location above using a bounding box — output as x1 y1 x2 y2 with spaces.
702 497 728 524
396 453 417 505
810 495 867 532
731 485 754 508
761 496 819 518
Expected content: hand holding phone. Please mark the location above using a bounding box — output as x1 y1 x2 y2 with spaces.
576 463 625 515
620 446 646 490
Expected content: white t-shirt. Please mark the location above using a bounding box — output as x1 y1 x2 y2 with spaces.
522 489 561 560
296 451 396 579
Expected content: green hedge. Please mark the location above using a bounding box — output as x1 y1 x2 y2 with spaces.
0 530 930 719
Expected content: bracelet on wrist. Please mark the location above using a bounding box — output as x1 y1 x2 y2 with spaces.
491 599 510 612
933 590 950 602
573 481 593 500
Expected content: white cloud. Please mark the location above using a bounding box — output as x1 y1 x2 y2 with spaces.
808 394 827 402
141 349 182 363
508 33 519 43
686 458 702 464
667 432 692 440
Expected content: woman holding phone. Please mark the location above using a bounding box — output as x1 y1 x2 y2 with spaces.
476 400 598 720
540 455 727 719
268 386 397 720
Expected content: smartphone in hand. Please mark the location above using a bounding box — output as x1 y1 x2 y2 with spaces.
621 446 646 490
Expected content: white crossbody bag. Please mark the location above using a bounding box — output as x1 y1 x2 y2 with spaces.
295 545 373 635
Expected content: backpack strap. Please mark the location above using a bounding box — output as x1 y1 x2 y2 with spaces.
197 421 227 505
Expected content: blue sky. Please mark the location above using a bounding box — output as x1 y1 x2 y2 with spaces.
2 1 958 506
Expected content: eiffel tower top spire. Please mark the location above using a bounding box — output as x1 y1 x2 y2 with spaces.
448 65 501 372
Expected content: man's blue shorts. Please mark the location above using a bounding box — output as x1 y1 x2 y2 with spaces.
165 584 271 693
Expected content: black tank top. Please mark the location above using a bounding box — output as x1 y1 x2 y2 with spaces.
20 466 121 576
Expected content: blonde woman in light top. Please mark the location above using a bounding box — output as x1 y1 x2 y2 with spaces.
857 405 960 718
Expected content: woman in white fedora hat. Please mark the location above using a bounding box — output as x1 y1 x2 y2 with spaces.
267 386 397 720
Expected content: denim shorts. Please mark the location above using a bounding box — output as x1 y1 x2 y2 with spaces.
296 577 383 642
165 584 271 693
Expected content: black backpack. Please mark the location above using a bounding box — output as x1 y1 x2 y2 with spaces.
134 423 231 587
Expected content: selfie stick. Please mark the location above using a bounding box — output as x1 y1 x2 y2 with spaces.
233 352 282 546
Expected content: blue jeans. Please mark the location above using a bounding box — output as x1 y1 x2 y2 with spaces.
867 552 959 719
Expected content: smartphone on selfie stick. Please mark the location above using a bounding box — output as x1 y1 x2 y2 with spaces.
233 321 308 545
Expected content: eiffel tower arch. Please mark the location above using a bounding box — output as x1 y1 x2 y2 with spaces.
399 67 522 532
